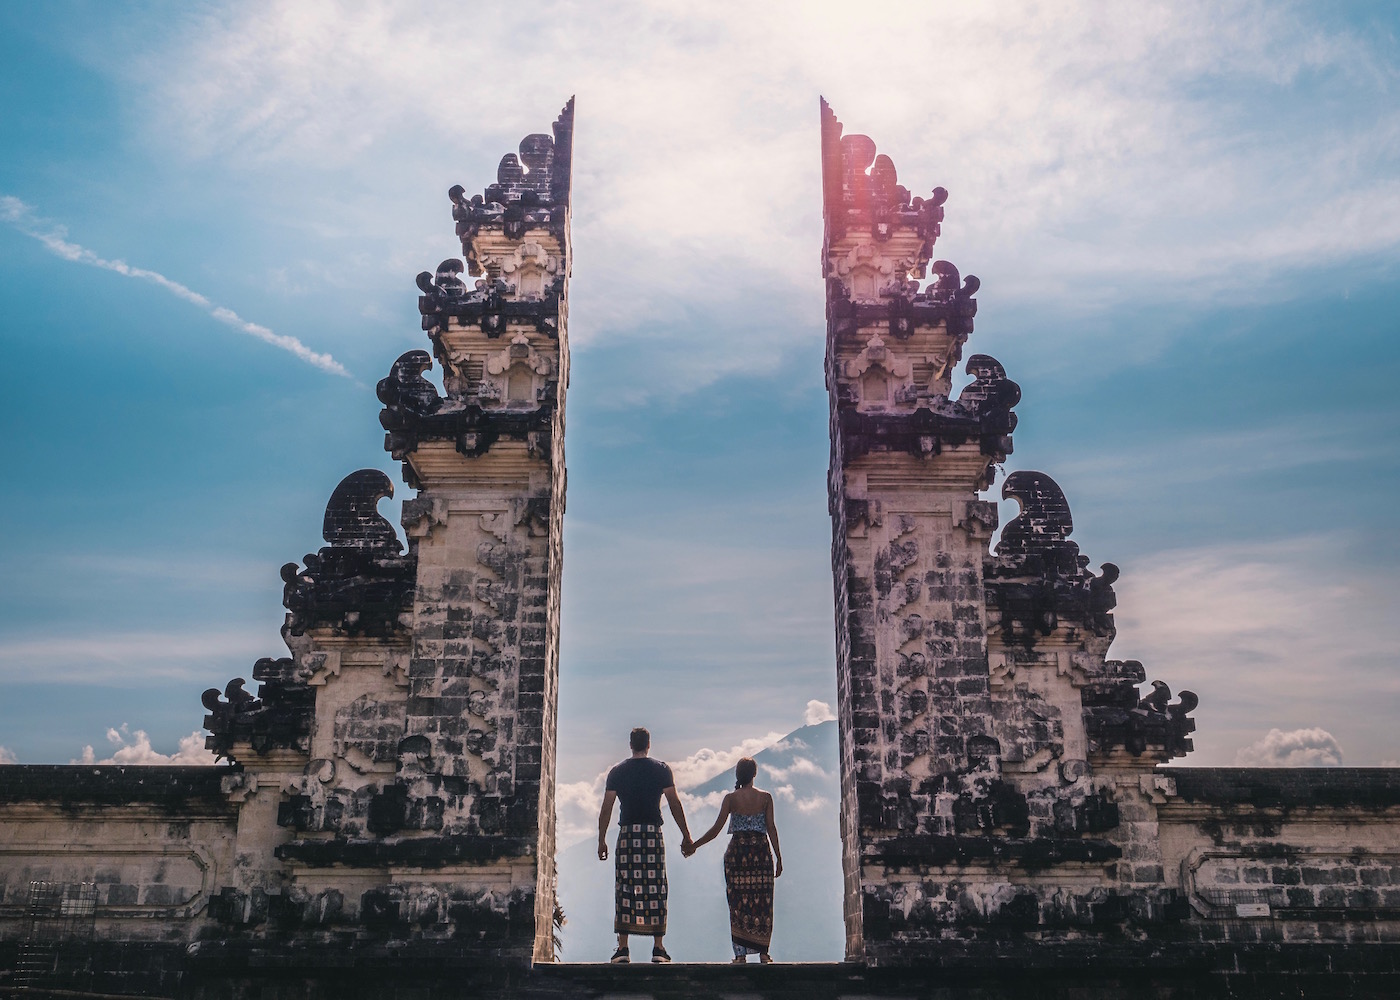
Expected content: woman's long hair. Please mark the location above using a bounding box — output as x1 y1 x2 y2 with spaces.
734 757 757 790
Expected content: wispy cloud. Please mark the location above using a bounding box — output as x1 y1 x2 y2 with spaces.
1110 536 1400 765
773 784 830 814
128 0 1400 396
1235 727 1344 767
764 756 830 783
0 746 16 765
73 724 215 766
0 195 350 378
0 629 273 683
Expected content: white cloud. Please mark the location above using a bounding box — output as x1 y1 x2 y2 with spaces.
795 794 830 815
131 0 1400 395
1235 728 1345 767
0 746 17 765
555 774 608 848
666 732 788 791
678 788 729 813
0 195 350 378
804 700 836 726
554 725 792 848
763 757 830 783
74 725 216 766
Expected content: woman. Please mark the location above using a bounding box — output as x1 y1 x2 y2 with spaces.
685 757 783 963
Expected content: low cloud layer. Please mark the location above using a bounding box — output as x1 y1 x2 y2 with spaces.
1 196 350 378
555 727 794 847
73 725 216 766
1235 728 1345 767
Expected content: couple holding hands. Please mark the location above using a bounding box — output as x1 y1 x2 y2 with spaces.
596 727 783 964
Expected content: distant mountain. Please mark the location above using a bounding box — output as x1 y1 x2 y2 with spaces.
554 720 843 962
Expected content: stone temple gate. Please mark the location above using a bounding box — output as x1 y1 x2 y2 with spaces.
2 100 1400 998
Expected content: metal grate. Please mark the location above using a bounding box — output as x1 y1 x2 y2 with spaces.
14 881 99 988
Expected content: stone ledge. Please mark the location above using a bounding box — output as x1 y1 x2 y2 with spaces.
0 765 236 809
274 834 535 867
863 833 1121 869
1162 767 1400 808
7 948 1400 999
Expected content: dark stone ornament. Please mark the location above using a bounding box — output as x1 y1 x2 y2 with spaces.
281 470 415 638
202 657 315 762
985 471 1119 643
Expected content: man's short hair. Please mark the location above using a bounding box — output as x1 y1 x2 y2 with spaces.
629 727 650 753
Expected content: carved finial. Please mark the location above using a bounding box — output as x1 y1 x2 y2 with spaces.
448 98 576 264
998 471 1074 555
377 350 441 417
959 355 1022 420
820 99 948 274
321 470 400 551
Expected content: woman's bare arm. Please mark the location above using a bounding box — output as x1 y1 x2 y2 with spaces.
765 792 783 877
689 793 733 852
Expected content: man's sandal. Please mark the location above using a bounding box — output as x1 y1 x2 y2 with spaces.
759 953 774 964
610 946 629 964
652 945 672 964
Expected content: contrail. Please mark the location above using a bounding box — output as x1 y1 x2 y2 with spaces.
1 196 351 378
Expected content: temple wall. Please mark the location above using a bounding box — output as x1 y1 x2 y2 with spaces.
1157 767 1400 943
0 767 236 947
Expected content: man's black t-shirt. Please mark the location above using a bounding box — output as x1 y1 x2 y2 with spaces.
605 756 675 827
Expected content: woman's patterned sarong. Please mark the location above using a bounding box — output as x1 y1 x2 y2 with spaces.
614 823 667 935
724 830 774 955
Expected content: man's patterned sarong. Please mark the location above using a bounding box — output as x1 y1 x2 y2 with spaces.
614 823 667 935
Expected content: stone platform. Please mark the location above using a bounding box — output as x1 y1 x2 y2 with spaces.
7 949 1400 999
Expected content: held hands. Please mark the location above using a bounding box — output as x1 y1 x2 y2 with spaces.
680 835 695 858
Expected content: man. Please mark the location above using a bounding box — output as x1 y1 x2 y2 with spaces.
597 726 692 964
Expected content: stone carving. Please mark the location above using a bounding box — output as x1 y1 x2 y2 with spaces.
985 471 1118 642
837 355 1020 474
376 349 442 418
280 470 415 637
1083 674 1199 759
821 98 947 252
377 350 555 477
449 98 574 265
416 258 557 337
202 657 315 761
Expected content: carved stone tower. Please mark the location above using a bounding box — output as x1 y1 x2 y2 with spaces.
379 97 573 962
822 100 1196 965
193 99 574 966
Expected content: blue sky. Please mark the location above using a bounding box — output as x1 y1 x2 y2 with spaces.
2 1 1399 806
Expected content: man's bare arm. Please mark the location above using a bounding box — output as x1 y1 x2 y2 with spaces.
597 790 617 860
663 786 692 848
